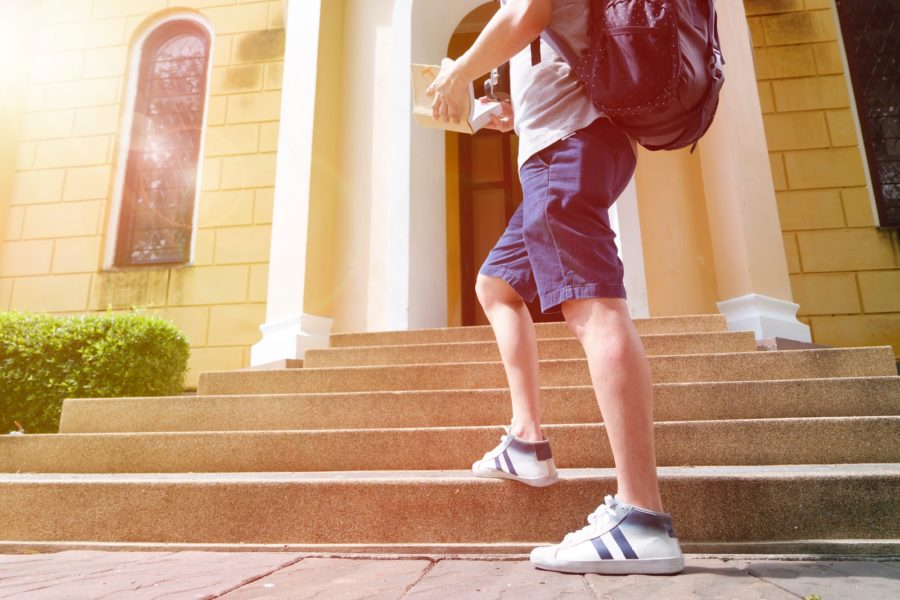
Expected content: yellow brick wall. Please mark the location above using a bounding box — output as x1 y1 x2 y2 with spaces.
0 0 285 387
745 0 900 358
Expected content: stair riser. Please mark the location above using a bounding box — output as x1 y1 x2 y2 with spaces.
3 540 898 556
329 316 728 348
59 379 900 433
1 473 895 544
198 348 898 395
8 419 899 473
304 333 757 368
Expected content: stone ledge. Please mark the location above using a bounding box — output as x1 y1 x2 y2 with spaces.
757 336 831 351
243 358 304 370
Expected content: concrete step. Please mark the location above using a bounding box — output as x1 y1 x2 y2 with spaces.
6 418 899 473
328 314 729 348
0 465 896 551
58 377 900 433
304 331 758 368
197 347 898 395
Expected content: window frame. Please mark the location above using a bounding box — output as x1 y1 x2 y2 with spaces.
104 13 214 270
832 0 899 229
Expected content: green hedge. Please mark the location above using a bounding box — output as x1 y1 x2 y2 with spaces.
0 309 190 434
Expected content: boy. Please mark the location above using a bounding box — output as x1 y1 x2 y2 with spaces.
427 0 684 575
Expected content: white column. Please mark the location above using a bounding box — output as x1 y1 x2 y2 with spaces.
390 0 491 331
609 176 650 319
251 0 333 366
699 1 810 342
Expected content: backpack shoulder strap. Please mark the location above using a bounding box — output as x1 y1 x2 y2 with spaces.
538 27 580 67
709 0 725 65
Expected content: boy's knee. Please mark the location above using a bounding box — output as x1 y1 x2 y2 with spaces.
560 298 592 336
561 297 629 340
476 273 522 308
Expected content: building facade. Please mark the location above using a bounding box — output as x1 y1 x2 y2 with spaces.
0 0 897 387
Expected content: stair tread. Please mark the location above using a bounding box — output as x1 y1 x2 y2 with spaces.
306 332 760 366
324 330 752 348
198 347 898 395
58 376 900 433
328 315 729 347
11 417 899 472
3 463 897 483
18 415 900 437
211 346 896 372
62 375 900 400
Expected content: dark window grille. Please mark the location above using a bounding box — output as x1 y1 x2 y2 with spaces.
835 0 900 228
115 21 210 266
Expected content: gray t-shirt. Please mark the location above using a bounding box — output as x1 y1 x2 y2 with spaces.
502 0 606 169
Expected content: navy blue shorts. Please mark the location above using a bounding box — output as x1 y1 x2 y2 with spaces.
479 117 637 315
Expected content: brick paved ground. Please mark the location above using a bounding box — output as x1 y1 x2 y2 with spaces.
0 552 897 599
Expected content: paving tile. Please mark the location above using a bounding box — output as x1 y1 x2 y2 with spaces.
732 560 900 600
2 552 898 600
584 559 796 599
219 557 431 599
0 551 300 600
404 559 594 599
0 551 162 580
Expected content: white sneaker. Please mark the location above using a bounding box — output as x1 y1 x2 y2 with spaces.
530 495 684 575
471 428 558 487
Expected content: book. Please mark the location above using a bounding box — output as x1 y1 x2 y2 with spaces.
411 63 504 134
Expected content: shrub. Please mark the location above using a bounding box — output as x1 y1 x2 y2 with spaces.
0 309 190 434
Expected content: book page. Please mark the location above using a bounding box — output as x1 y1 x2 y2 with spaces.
470 98 504 131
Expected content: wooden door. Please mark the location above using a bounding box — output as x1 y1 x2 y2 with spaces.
458 129 565 326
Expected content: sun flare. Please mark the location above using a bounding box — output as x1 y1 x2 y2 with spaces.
0 1 31 91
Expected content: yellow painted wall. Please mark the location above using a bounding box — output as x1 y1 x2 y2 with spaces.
635 149 720 317
304 0 345 318
0 0 286 387
746 0 900 357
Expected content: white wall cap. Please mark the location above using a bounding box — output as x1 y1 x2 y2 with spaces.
717 293 812 342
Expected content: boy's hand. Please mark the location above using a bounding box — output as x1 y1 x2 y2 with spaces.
426 58 470 124
482 97 514 132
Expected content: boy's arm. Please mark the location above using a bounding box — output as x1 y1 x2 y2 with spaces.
427 0 552 124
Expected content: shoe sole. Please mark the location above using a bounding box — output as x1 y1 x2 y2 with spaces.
471 464 558 488
531 555 685 575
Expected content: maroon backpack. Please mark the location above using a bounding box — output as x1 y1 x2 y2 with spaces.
538 0 725 151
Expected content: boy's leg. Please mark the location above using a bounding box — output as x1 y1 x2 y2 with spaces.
530 294 682 574
561 295 663 512
475 273 543 442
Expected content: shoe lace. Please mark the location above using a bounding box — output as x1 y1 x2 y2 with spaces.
480 433 511 461
562 495 619 544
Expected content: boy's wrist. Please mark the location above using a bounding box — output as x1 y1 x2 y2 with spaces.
454 53 478 85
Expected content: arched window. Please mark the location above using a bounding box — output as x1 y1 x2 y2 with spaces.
115 20 211 266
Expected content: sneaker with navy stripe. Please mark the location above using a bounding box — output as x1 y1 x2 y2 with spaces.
530 495 684 575
471 428 558 487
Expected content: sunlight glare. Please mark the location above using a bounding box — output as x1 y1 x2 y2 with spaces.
0 1 29 90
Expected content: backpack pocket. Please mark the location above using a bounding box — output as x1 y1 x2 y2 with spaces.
589 0 681 115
